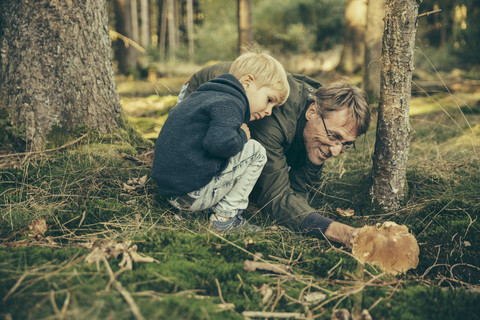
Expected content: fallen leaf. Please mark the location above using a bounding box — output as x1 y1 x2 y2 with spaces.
303 292 326 304
84 239 158 270
122 175 148 193
28 219 48 236
336 208 354 217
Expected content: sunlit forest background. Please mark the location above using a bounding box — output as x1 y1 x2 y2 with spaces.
107 0 478 75
106 0 480 140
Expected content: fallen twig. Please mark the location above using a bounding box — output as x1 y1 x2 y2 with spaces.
0 133 89 159
102 257 145 320
242 311 306 319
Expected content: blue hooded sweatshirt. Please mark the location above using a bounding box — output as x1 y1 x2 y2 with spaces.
152 73 250 196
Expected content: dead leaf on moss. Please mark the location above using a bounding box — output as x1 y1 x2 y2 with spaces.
336 208 354 217
303 292 326 304
352 221 419 275
122 175 148 193
84 239 158 270
3 219 59 248
28 218 48 236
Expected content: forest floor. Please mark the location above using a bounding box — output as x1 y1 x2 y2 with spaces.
0 67 479 320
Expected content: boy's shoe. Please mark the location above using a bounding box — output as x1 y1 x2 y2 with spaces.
209 210 261 233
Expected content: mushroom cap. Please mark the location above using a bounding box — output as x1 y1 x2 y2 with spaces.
352 221 419 275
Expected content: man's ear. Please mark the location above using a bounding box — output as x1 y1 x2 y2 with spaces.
305 102 318 121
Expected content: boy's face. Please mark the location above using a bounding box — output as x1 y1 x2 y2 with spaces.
243 81 280 121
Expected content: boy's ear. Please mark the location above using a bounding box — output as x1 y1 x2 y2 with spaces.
240 74 255 87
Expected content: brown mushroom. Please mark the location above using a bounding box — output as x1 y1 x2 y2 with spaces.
352 221 419 275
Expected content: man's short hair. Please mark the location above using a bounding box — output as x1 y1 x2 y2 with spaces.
312 82 371 136
230 51 290 105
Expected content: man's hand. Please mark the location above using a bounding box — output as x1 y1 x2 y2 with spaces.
324 222 359 249
240 123 251 140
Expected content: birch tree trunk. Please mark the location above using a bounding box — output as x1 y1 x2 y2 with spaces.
0 0 124 152
238 0 253 54
370 0 419 211
363 0 385 101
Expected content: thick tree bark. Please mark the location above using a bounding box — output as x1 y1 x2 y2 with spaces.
238 0 253 54
0 0 124 151
363 0 385 101
338 0 367 73
370 0 419 211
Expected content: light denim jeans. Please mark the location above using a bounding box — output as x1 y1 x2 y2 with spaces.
168 139 267 218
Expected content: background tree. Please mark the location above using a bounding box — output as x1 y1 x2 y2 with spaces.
238 0 253 53
370 0 419 210
114 0 140 74
0 0 126 151
186 0 195 60
363 0 385 101
140 0 150 47
338 0 367 73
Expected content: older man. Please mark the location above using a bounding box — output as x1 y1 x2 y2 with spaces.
180 62 371 247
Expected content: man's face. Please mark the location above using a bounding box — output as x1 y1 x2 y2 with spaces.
303 103 358 165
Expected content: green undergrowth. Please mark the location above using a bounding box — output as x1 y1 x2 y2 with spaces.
1 89 479 319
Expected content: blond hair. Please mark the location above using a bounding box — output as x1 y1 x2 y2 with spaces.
229 51 290 105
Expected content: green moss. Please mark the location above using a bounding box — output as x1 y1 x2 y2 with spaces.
370 285 480 320
0 108 26 151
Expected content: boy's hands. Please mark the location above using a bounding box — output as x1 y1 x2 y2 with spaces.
240 123 251 140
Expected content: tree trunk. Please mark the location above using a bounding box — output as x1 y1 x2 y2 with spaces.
0 0 124 151
131 0 140 43
338 0 367 73
370 0 419 211
363 0 385 101
186 0 195 61
114 0 140 74
167 0 176 62
140 0 150 47
158 0 167 60
238 0 253 54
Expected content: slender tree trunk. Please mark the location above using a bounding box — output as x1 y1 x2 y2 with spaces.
0 0 123 151
186 0 195 61
140 0 150 47
238 0 253 54
339 0 367 73
159 0 167 60
363 0 385 101
131 0 140 43
370 0 419 211
167 0 176 62
114 0 139 74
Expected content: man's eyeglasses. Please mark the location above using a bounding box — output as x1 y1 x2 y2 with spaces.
320 115 356 151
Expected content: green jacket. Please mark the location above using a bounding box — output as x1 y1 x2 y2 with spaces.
184 62 323 228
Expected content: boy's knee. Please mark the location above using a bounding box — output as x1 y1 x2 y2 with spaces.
247 140 267 164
